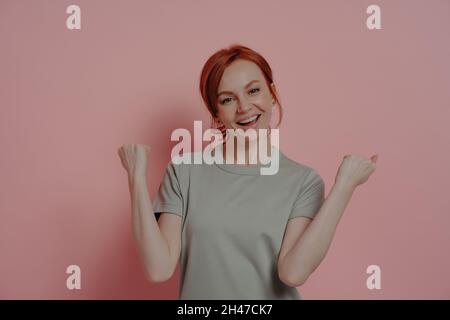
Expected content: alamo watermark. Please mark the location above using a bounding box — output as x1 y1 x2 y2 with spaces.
170 121 280 175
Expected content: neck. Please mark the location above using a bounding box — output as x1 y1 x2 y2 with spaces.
222 130 272 166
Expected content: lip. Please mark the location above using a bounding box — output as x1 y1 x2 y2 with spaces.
235 114 261 129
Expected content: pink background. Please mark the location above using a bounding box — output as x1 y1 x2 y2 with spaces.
1 0 449 299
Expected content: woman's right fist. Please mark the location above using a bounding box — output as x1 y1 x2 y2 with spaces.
117 144 151 179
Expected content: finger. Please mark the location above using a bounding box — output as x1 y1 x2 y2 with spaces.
118 148 124 160
370 154 378 163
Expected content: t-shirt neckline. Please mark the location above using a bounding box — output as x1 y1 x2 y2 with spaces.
212 145 282 176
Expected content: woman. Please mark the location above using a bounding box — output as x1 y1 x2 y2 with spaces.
118 44 378 300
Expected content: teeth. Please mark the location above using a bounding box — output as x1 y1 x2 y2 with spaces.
237 115 259 125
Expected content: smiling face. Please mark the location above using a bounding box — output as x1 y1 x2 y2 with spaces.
215 59 276 132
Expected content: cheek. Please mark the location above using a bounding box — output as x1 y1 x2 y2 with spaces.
263 108 273 120
258 98 273 112
217 107 236 122
257 93 273 108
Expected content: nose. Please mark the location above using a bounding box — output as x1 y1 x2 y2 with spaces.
237 96 252 114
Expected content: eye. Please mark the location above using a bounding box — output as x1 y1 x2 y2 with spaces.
220 97 233 105
248 88 260 95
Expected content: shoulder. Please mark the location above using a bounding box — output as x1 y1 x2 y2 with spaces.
279 150 320 176
167 151 204 179
279 150 324 186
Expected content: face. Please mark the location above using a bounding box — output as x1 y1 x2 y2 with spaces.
215 59 276 132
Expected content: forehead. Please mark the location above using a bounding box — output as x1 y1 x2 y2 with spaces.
218 59 265 91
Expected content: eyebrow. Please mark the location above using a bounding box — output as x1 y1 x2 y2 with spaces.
217 80 260 96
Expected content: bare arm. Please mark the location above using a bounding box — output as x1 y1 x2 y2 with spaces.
128 175 179 282
119 144 181 283
278 154 377 287
278 182 354 287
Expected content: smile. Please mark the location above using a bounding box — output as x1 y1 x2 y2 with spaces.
236 114 261 127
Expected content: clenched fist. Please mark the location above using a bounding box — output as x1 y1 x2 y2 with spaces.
118 144 151 179
335 154 378 191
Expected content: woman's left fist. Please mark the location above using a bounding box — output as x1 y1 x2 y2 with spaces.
335 154 378 190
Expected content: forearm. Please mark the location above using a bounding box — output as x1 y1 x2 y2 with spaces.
281 182 355 286
128 175 172 281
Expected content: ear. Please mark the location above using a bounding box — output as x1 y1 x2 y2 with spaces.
270 83 277 106
213 115 222 125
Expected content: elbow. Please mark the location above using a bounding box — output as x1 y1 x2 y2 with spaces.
139 253 176 283
279 273 309 288
145 271 172 283
144 268 174 283
278 268 310 288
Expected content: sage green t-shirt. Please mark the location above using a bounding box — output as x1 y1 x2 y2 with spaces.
152 146 325 300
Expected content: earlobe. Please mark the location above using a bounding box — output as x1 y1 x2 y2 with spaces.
214 116 223 127
270 82 277 105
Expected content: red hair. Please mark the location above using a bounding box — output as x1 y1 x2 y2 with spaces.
199 44 283 131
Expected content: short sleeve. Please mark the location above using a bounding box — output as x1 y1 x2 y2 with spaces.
152 161 184 220
289 169 325 220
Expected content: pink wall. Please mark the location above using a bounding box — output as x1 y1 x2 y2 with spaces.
1 0 449 299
